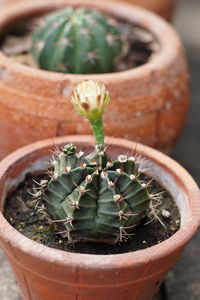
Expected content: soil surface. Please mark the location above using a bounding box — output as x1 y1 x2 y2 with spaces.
4 173 180 255
0 14 159 73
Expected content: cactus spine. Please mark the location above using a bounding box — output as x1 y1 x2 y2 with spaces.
35 81 153 244
31 7 125 74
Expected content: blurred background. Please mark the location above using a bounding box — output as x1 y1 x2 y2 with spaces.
169 0 200 298
0 0 199 299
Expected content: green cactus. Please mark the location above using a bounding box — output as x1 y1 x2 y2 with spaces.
34 80 153 244
38 144 151 244
31 7 125 74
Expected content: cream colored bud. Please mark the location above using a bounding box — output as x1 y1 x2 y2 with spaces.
65 167 71 173
118 155 127 163
113 194 121 202
86 175 92 182
141 183 147 188
130 174 136 180
71 80 110 119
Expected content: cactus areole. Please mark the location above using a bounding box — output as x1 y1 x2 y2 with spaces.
31 7 125 74
35 81 153 244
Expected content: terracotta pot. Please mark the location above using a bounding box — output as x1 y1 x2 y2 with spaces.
113 0 176 21
3 0 176 21
0 0 189 159
0 135 199 300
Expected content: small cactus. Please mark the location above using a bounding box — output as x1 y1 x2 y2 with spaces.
31 7 125 74
35 81 153 244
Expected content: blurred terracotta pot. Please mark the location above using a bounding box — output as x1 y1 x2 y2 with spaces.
3 0 176 21
114 0 176 21
0 0 189 159
0 136 199 300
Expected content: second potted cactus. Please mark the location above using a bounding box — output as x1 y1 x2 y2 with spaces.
0 0 189 159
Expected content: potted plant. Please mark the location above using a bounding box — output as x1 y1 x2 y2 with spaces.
3 0 176 21
0 81 199 300
0 0 189 159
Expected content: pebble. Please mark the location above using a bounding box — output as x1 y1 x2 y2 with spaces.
161 209 171 218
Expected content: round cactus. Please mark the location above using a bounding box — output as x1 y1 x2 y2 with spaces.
31 7 125 74
38 144 152 244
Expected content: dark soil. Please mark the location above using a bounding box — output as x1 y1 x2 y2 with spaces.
4 173 180 255
0 14 159 73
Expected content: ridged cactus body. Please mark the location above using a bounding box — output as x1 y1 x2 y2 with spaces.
40 144 151 244
31 8 124 74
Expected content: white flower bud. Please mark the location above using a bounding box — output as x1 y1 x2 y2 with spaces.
86 175 92 182
113 194 121 202
130 174 136 180
118 155 127 163
71 80 110 119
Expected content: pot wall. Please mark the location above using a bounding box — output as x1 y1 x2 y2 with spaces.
0 0 189 159
0 136 199 300
3 0 176 21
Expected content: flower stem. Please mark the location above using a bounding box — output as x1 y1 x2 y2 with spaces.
89 118 104 145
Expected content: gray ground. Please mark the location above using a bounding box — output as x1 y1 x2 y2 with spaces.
0 0 200 299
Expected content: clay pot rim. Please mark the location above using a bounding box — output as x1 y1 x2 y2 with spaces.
0 0 180 82
0 135 199 269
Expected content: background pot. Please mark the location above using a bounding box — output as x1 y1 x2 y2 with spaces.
0 0 189 159
0 136 199 300
3 0 176 21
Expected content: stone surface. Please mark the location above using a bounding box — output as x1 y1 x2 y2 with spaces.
0 249 20 300
0 0 200 299
166 0 200 299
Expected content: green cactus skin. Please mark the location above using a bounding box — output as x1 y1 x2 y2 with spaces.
31 7 125 74
37 144 152 244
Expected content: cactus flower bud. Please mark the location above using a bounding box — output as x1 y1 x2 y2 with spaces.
71 80 110 120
